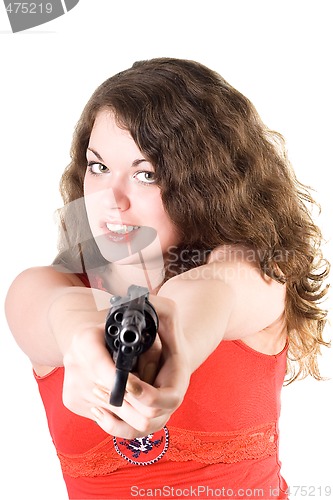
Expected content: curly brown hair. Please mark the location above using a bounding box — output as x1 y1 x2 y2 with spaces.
56 57 330 383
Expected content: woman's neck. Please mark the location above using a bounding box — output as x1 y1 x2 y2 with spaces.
87 247 165 298
108 259 165 296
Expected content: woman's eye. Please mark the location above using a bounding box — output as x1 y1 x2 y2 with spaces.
87 162 109 174
134 171 156 185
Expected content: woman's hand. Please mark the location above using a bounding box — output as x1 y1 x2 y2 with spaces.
5 266 190 439
62 295 190 439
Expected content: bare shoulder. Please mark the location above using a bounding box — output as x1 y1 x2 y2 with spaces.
5 266 87 368
163 244 286 341
7 265 84 293
5 264 87 339
5 266 84 352
175 244 283 290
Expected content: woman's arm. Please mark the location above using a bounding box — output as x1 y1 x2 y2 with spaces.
157 250 285 373
5 266 111 367
102 253 285 434
5 251 285 438
4 266 189 438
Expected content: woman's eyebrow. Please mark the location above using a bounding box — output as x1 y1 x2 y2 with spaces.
87 147 104 162
132 159 149 167
87 147 148 167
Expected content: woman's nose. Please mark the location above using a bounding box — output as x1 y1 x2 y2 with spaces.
101 180 130 212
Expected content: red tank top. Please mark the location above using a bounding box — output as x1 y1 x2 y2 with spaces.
34 278 289 499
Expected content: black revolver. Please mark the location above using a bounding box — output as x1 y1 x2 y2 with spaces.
105 285 158 407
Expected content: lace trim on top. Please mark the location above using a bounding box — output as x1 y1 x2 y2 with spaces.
58 421 277 478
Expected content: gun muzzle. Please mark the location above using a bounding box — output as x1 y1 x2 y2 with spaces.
105 285 158 406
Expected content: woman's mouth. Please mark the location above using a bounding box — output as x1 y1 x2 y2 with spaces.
106 223 140 235
95 223 158 260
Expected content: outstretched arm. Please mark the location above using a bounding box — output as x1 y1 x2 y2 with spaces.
91 252 285 436
5 249 285 438
4 266 189 438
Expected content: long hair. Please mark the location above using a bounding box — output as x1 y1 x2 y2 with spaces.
56 57 330 383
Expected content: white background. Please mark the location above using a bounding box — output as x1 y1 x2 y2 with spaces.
0 1 332 499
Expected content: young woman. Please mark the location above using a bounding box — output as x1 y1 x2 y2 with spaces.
5 58 330 499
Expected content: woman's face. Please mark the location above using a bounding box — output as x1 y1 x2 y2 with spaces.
84 110 180 266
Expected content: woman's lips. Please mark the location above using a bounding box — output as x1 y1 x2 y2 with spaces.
104 223 141 242
101 223 157 246
106 223 140 235
94 224 158 261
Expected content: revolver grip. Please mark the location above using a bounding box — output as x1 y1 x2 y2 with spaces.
109 369 129 407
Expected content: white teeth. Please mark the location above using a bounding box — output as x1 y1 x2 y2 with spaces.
106 223 139 234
